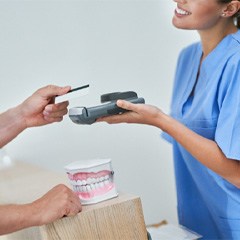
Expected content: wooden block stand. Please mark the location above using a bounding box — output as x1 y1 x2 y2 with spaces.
0 161 148 240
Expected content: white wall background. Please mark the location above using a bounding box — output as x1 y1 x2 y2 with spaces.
0 0 199 225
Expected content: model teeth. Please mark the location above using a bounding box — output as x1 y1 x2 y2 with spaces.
70 174 112 193
72 179 111 192
70 174 110 186
65 159 118 204
176 7 190 15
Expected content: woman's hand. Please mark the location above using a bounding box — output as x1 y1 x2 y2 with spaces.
98 99 164 127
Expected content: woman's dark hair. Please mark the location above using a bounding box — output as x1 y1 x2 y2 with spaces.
218 0 240 28
235 12 240 28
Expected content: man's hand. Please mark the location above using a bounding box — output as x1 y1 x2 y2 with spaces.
0 184 82 235
18 85 71 128
31 184 82 225
0 85 71 148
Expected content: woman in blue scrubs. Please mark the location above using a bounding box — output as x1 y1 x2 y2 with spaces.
99 0 240 239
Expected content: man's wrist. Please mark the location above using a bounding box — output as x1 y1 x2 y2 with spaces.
11 104 28 131
23 202 43 227
0 203 39 234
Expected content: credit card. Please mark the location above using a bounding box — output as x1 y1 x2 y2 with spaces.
55 84 90 103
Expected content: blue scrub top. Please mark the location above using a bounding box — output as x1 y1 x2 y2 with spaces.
162 30 240 240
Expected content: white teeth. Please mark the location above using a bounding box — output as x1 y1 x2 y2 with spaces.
82 186 87 192
71 174 113 192
176 7 190 15
104 180 110 185
87 178 93 184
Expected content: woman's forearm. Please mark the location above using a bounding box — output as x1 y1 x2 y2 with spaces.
158 113 240 188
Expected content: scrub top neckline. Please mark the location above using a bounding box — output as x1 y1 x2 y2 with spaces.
181 31 240 117
180 43 202 115
200 29 240 71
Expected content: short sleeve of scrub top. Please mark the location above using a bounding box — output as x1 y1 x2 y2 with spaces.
215 52 240 160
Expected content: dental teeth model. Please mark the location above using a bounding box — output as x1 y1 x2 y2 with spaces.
65 159 118 205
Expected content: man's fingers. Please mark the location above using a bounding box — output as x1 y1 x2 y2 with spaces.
65 203 81 217
44 102 69 114
43 116 63 123
63 193 82 217
38 85 71 99
69 191 82 212
44 107 68 116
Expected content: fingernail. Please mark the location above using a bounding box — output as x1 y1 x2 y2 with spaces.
43 110 50 116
